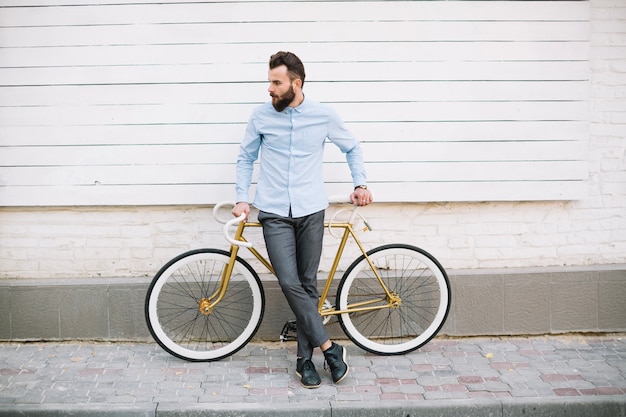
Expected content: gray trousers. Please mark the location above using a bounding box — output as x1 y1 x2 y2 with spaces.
258 209 329 359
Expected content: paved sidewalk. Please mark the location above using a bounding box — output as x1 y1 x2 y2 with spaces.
0 335 625 416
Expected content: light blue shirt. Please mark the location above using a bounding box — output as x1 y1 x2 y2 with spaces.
236 98 367 218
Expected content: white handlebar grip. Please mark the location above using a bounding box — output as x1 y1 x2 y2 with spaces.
223 214 253 248
213 201 236 224
328 194 351 204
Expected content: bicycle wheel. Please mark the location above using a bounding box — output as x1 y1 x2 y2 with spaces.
336 244 450 355
145 248 264 361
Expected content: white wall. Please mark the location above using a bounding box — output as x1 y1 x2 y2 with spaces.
0 0 624 280
0 0 588 205
1 195 625 280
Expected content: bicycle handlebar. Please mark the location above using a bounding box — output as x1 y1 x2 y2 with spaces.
213 202 252 248
213 201 236 224
223 213 253 248
327 194 352 204
214 196 365 248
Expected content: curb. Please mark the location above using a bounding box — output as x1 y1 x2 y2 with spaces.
500 396 626 417
0 404 154 417
330 397 626 417
3 396 624 417
157 402 331 416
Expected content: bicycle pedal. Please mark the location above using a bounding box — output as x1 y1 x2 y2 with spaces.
279 320 297 342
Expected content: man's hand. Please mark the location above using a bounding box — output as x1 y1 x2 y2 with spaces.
232 202 251 221
350 188 373 207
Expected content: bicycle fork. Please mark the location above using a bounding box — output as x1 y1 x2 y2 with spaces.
198 221 246 316
198 220 275 317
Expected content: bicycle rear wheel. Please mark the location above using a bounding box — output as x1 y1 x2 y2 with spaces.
336 244 450 355
145 249 264 361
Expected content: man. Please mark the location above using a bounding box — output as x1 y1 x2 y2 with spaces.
232 51 373 389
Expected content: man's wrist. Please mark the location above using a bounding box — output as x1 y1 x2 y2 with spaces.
354 185 367 190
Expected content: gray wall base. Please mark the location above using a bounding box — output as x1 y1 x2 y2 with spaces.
1 265 624 341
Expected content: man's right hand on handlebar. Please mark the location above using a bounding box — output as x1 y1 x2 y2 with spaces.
232 202 250 222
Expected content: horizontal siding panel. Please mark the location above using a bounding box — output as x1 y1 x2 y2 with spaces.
0 104 255 125
0 121 589 147
315 81 590 102
2 140 586 170
328 181 588 202
0 124 246 146
3 144 241 166
348 122 590 143
0 101 589 126
0 21 590 48
0 180 588 206
0 42 590 67
0 1 590 26
326 161 588 182
0 164 238 186
335 102 588 123
0 160 587 187
0 184 236 206
355 141 587 163
0 81 590 106
0 61 590 86
309 61 589 82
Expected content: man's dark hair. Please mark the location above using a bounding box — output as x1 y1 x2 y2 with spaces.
269 51 306 87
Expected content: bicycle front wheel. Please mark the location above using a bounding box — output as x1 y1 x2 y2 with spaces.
336 244 450 355
145 249 264 361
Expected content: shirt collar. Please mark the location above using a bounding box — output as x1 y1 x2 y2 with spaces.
286 95 306 113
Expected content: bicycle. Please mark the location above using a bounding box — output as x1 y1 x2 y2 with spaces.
145 198 451 362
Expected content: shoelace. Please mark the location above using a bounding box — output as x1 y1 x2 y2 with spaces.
302 360 315 372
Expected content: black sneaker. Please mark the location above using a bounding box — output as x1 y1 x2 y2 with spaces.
323 342 349 383
296 358 321 389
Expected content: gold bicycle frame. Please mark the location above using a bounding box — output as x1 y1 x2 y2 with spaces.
207 216 401 316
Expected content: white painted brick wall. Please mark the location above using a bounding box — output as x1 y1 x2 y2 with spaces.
0 0 624 280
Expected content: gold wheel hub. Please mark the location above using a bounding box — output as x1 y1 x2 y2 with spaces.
389 293 402 308
198 298 212 315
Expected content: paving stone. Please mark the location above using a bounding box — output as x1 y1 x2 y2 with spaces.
0 336 624 416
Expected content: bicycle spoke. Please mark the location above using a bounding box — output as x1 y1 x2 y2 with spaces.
146 249 264 361
337 244 450 355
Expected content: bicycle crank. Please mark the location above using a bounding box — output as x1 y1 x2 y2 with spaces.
280 320 297 342
321 299 334 324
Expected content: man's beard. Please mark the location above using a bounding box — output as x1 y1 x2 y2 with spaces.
271 85 296 112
